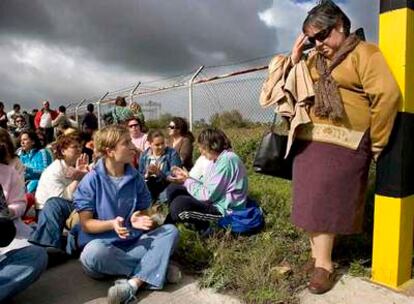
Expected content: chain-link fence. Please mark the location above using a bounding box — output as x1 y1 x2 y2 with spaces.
66 55 278 130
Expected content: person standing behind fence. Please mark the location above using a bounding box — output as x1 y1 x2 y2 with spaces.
129 102 145 125
260 0 400 294
34 100 58 144
82 103 98 134
167 117 194 171
112 96 134 125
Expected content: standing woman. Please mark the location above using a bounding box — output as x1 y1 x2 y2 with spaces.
261 0 400 294
167 117 194 171
17 131 53 193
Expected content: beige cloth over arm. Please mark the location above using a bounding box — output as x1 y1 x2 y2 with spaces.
260 55 314 157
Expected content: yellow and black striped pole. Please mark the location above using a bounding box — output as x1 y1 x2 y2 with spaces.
372 0 414 289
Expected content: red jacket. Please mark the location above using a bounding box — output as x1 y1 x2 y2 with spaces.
34 109 58 129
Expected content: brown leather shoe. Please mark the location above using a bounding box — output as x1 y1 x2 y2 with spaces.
301 257 315 275
308 267 336 294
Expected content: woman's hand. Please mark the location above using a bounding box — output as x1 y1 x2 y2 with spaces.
169 166 189 184
113 216 130 239
147 163 160 175
76 153 89 172
291 33 309 64
130 211 154 230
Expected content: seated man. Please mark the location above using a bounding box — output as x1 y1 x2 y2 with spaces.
29 134 89 254
0 154 47 302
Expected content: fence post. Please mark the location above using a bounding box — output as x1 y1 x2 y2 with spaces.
96 92 109 130
129 82 141 104
188 66 204 131
371 0 414 289
75 99 86 128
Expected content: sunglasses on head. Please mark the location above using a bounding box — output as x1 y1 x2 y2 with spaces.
307 26 333 45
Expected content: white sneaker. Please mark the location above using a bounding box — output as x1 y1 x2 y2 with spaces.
107 279 137 304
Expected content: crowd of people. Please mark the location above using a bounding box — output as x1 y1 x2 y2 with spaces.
0 0 402 303
0 94 253 303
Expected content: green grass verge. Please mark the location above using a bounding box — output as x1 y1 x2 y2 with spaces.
173 127 374 304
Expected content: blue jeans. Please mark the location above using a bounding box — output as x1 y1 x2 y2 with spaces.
29 197 74 251
80 224 179 289
0 245 48 302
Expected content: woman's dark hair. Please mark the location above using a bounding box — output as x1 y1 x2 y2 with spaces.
54 134 81 160
0 128 16 164
302 0 351 36
197 128 232 154
126 117 143 132
147 129 165 143
171 116 195 142
115 96 127 107
20 131 42 150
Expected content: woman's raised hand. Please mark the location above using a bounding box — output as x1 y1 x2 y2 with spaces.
291 33 309 64
76 153 89 172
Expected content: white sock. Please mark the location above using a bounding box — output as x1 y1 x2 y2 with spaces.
127 279 139 293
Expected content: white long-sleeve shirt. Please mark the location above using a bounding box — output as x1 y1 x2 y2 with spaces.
35 159 74 209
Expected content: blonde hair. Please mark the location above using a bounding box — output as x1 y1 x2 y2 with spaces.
94 125 128 157
63 128 79 136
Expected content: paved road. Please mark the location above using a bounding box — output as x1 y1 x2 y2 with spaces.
13 259 240 304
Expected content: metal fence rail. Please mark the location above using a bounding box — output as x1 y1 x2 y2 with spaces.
66 55 277 129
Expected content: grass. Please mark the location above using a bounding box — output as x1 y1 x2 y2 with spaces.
174 126 375 304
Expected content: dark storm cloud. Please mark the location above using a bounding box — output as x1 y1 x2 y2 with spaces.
0 0 276 75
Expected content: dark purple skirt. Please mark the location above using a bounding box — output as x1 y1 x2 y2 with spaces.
291 133 371 234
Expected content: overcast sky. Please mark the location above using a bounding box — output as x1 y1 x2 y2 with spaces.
0 0 379 110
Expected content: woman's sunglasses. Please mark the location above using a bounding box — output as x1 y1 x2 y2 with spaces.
128 123 139 128
307 26 334 45
167 125 176 130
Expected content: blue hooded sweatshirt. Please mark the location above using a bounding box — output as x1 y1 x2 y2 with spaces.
73 158 152 248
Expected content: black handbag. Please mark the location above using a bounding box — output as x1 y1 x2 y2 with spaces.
253 114 293 180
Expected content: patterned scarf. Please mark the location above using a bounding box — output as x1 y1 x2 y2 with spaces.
313 33 360 121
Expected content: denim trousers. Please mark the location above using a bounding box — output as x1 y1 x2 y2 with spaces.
80 224 179 289
29 197 74 251
0 245 48 302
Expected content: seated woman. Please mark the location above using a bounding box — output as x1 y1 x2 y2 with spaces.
29 134 89 253
0 133 48 302
167 117 194 171
139 130 181 201
165 128 248 232
74 125 179 304
127 117 149 159
17 131 53 193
